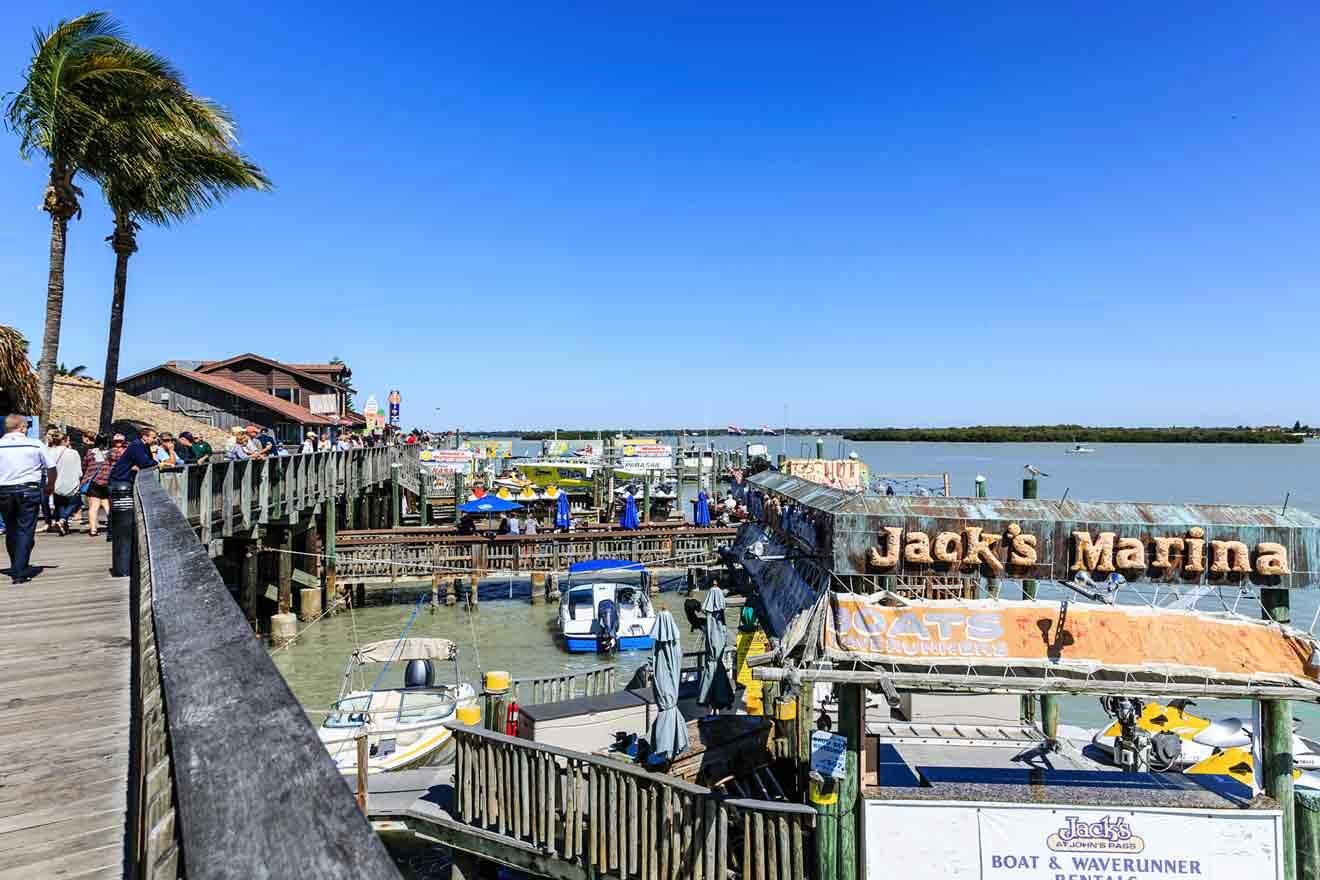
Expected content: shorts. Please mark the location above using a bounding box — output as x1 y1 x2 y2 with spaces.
85 483 110 499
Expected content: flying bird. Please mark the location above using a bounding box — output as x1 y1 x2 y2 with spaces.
1024 464 1049 478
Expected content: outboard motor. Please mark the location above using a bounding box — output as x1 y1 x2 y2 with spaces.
597 598 620 653
404 658 434 688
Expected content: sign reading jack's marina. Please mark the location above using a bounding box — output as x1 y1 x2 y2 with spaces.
864 801 1283 880
749 474 1320 588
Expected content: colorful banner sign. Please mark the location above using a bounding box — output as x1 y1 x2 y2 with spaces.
388 389 401 425
783 458 870 490
419 449 474 474
824 595 1318 687
864 801 1282 880
462 439 514 459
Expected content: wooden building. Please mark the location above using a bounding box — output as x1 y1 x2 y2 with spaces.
117 353 364 443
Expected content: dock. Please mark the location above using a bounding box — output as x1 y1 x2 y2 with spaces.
0 533 130 879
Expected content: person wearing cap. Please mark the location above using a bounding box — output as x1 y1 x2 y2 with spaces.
174 432 197 466
107 427 157 578
242 425 265 458
301 431 317 454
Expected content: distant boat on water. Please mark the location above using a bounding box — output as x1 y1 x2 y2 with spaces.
1066 443 1097 455
727 425 746 435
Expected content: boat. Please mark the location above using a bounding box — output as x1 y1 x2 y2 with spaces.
727 425 746 435
516 459 597 491
614 480 677 501
318 637 478 775
1085 699 1320 785
558 560 658 653
1065 442 1096 454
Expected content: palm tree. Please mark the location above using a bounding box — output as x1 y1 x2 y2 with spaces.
56 362 87 377
94 93 269 433
6 12 187 430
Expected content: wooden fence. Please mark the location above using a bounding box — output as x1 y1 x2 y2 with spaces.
333 526 738 579
129 475 401 878
511 666 618 704
451 724 814 880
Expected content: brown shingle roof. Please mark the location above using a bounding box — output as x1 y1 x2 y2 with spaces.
194 353 342 390
119 364 336 426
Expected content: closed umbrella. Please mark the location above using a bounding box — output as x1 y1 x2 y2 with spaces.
694 490 711 527
697 586 734 711
620 492 640 530
648 610 688 761
555 489 572 530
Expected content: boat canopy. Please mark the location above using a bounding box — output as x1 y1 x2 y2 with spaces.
353 638 458 664
569 558 644 574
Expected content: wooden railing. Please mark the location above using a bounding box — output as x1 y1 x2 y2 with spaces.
450 724 814 880
333 526 738 578
511 666 617 704
129 475 401 878
156 446 419 542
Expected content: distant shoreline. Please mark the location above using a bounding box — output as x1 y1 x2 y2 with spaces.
469 427 1308 445
838 427 1305 444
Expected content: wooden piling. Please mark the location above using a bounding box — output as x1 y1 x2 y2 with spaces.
418 465 429 526
1022 476 1042 726
530 571 547 606
836 683 862 880
643 474 652 524
324 500 337 615
1263 588 1298 880
240 542 259 631
276 526 293 615
483 671 511 734
356 733 369 814
390 463 401 529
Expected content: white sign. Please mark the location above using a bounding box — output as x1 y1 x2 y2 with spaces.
810 730 848 780
308 393 338 415
864 801 1282 880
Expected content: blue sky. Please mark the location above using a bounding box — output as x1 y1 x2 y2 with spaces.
3 2 1319 430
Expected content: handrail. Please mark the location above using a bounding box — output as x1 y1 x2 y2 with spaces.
129 475 401 878
511 666 617 703
448 722 814 880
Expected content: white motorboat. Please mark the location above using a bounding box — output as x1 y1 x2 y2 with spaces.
1065 443 1096 454
318 637 478 775
558 560 658 653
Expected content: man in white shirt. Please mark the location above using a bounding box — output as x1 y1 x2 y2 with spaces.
0 415 57 584
507 514 521 535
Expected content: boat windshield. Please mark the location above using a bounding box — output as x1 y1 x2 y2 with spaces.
323 688 459 728
324 694 371 728
396 688 459 724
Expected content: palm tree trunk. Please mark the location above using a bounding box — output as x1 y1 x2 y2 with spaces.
37 210 69 432
98 217 137 435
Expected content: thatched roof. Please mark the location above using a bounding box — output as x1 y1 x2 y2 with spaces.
50 375 228 446
0 325 40 415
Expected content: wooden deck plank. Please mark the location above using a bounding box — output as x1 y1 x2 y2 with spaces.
0 534 128 880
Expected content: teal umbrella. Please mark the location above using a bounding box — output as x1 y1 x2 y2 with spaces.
697 587 734 710
648 611 688 760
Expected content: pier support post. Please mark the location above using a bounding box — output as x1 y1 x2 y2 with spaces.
276 526 293 615
482 671 511 734
270 612 297 648
444 576 457 607
390 462 401 529
299 587 321 622
1263 588 1297 880
1022 477 1044 726
240 541 259 632
643 474 652 524
323 500 337 615
814 683 862 880
547 571 560 601
453 474 464 525
815 437 824 460
418 465 429 526
530 571 546 605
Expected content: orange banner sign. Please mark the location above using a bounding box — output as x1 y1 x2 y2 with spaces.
824 595 1317 686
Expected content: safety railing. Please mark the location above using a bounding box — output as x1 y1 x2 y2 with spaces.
450 723 814 880
510 666 618 704
128 475 401 878
156 446 418 541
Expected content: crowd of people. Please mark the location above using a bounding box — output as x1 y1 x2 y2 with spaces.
1 416 420 586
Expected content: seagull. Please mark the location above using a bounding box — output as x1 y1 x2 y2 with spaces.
1024 464 1049 478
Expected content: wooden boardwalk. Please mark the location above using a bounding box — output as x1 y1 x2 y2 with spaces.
0 528 129 879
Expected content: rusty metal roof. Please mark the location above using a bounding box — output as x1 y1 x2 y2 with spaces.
748 471 1320 529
